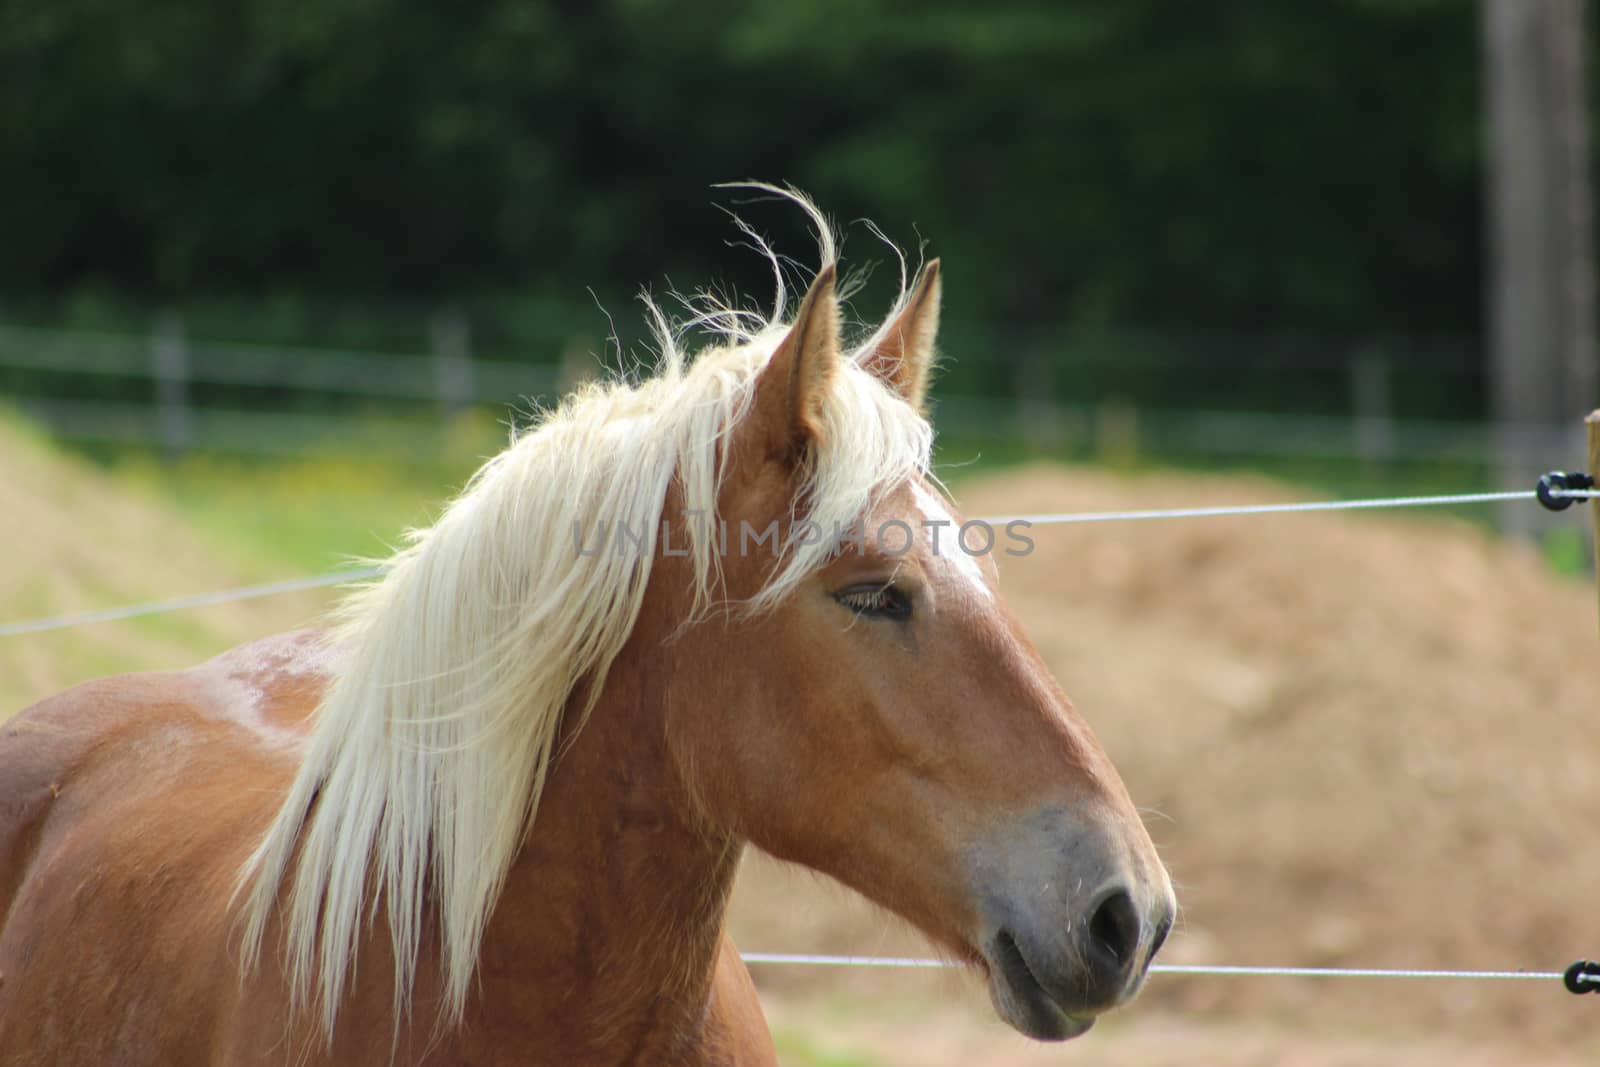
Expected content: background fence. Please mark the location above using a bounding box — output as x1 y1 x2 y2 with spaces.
0 317 1585 480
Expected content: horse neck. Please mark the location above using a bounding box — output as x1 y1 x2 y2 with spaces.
463 631 742 1051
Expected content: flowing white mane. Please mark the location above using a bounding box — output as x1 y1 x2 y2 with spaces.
235 189 935 1038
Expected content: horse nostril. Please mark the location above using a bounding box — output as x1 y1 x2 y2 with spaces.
1149 912 1172 961
1087 887 1140 971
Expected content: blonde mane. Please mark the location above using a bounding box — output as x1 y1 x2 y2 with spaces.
235 189 935 1038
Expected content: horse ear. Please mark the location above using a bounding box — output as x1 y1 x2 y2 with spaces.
860 259 940 412
749 265 840 455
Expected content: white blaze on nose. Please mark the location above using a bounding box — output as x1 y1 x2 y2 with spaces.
911 482 994 602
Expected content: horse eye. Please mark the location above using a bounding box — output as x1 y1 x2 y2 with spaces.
834 583 912 621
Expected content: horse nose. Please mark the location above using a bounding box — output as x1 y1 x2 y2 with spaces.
1082 884 1172 998
1085 886 1141 979
969 809 1177 1036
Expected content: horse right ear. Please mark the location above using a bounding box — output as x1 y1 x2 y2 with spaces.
747 265 840 458
858 259 940 413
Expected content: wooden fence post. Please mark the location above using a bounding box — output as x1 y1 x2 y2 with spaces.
1093 400 1140 469
1016 340 1069 454
1484 0 1597 539
1351 347 1393 472
151 313 190 458
557 336 598 395
430 307 475 415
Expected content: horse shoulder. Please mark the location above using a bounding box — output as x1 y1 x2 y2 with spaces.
0 631 331 1064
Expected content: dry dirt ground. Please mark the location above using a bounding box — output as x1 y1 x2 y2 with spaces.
6 432 1599 1064
759 988 1597 1066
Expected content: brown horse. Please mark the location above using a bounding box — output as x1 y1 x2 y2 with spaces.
0 205 1174 1065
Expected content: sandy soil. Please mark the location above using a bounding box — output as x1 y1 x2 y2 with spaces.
761 993 1600 1067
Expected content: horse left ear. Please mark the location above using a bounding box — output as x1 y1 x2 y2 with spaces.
859 259 940 412
749 265 840 456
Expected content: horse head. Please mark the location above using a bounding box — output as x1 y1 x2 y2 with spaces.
654 261 1176 1039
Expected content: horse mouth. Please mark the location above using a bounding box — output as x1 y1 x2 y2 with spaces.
984 929 1096 1041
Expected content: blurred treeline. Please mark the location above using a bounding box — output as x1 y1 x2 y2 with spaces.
2 0 1484 411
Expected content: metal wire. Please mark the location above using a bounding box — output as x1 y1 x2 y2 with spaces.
0 567 385 638
990 488 1598 527
2 487 1594 638
742 954 952 969
737 953 1570 981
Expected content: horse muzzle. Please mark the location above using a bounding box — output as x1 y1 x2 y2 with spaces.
968 808 1175 1041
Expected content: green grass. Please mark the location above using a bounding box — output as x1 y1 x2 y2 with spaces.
107 414 508 573
770 1025 884 1067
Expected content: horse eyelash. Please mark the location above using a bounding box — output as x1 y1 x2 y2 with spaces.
838 588 890 613
834 583 910 620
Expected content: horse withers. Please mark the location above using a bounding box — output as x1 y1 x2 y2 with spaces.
0 204 1175 1065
